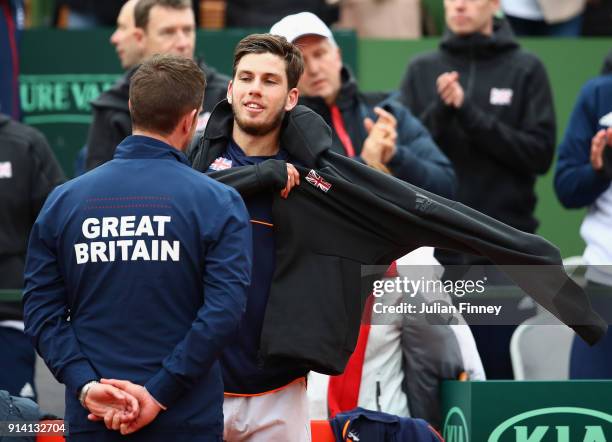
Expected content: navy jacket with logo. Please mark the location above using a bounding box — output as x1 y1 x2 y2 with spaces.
23 135 252 439
190 101 605 377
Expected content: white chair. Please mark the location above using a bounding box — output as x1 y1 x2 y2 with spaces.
510 312 575 380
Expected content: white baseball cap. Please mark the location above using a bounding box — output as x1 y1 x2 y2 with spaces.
270 12 336 46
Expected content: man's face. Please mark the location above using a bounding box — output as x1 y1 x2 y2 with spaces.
444 0 499 36
229 52 298 136
110 0 142 69
294 35 342 105
141 5 195 59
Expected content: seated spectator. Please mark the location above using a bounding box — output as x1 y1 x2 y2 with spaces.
501 0 585 36
554 73 612 379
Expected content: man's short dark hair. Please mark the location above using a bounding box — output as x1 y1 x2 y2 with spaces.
233 34 304 89
134 0 192 29
129 54 206 135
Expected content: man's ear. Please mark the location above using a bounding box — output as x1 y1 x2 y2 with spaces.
227 80 233 104
184 108 199 133
128 98 133 112
133 27 145 46
285 88 299 112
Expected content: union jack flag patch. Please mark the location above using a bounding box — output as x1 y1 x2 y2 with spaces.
210 157 233 171
305 169 332 193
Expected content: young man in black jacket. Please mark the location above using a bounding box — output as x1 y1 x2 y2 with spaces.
399 0 556 378
192 34 308 442
271 12 456 199
85 0 229 171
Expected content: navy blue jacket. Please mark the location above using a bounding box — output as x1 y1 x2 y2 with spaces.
555 75 612 208
300 68 455 198
330 408 442 442
23 135 252 437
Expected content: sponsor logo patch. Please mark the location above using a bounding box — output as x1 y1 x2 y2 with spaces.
0 162 12 178
490 88 513 106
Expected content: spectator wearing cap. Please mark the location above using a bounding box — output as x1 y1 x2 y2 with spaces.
270 12 456 198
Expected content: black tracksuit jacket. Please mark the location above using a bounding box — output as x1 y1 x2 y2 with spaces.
190 101 605 375
399 19 555 238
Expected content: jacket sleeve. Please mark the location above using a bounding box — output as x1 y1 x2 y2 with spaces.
85 108 131 171
384 102 456 198
23 191 99 398
554 81 611 208
145 190 252 407
29 128 65 217
206 160 288 197
454 58 556 175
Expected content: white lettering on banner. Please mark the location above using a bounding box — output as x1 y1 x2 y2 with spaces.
490 88 513 106
0 162 12 179
74 216 180 264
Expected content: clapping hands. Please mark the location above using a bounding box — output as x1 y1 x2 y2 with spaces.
84 379 163 435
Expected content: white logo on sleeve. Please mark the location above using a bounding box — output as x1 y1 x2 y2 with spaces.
599 112 612 127
0 162 12 178
490 88 513 106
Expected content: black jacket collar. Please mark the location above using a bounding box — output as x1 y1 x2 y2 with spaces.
200 99 333 168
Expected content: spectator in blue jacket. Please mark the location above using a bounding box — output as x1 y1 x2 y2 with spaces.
23 55 252 441
554 74 612 379
270 12 456 199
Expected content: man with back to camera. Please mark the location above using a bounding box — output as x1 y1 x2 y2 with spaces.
270 12 456 199
23 54 252 441
398 0 556 379
85 0 229 171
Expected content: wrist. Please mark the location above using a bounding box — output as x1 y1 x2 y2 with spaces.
78 380 99 408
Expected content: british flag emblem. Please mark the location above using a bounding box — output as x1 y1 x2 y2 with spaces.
306 169 332 193
210 157 233 171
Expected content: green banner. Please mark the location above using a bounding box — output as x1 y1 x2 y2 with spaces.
442 381 612 442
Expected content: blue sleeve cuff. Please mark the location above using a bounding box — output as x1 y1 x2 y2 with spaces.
61 361 98 398
145 368 184 408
